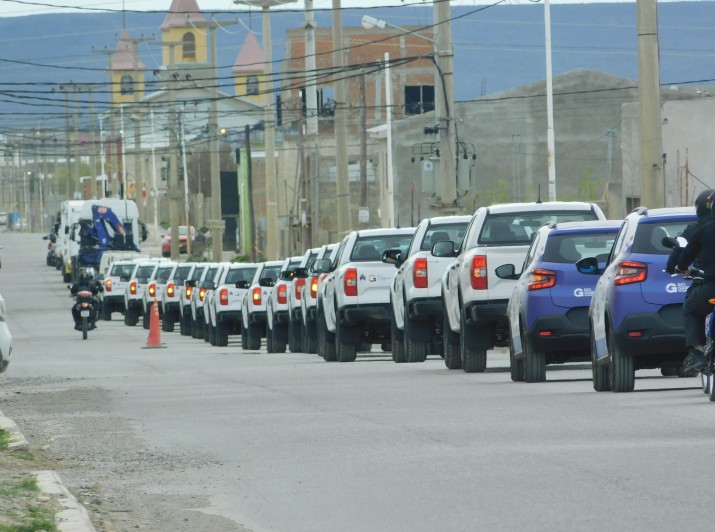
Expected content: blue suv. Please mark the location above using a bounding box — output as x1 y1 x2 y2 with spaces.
586 207 696 392
502 220 621 382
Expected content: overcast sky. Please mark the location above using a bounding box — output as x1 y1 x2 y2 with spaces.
0 0 661 18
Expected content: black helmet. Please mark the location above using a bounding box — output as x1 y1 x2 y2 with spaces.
695 189 715 217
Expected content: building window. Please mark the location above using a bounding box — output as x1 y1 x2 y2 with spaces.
182 32 196 60
120 74 134 95
246 75 259 96
405 85 435 115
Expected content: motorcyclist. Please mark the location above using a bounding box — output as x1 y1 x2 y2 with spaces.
70 268 100 330
666 189 714 273
674 189 715 371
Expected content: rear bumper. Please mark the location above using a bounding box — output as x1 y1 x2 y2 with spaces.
340 303 391 325
466 300 509 328
407 297 442 320
218 310 242 323
613 306 685 357
249 311 267 325
273 310 290 325
527 307 589 354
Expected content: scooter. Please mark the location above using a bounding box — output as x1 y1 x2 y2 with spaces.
73 290 96 340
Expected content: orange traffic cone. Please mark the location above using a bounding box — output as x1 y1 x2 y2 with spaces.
143 299 166 349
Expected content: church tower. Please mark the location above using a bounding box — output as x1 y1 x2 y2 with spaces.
232 32 267 105
109 31 145 105
160 0 208 67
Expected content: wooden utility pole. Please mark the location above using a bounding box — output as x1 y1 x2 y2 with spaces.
359 71 368 224
332 0 351 234
637 0 664 208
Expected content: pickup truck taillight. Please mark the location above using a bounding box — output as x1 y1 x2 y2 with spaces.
614 261 647 285
252 287 262 305
413 258 428 288
277 283 288 304
148 283 156 298
219 288 229 305
129 280 137 295
528 269 556 291
167 282 175 298
199 287 207 301
185 286 193 300
294 278 306 300
471 256 488 290
104 279 112 292
344 268 358 297
310 276 319 299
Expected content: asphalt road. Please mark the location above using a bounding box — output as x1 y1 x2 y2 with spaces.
1 232 714 532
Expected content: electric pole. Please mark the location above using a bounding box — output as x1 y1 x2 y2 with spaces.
332 0 351 234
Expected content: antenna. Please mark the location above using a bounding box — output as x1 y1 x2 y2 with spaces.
536 185 542 204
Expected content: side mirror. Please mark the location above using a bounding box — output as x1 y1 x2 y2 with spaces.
432 240 455 258
312 258 332 274
576 257 601 275
661 236 686 249
259 277 275 287
204 281 216 290
185 279 197 288
292 267 309 278
279 270 296 281
495 263 519 280
235 280 251 289
381 248 403 267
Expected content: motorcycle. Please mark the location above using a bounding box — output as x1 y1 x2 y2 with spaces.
662 235 715 399
73 289 96 340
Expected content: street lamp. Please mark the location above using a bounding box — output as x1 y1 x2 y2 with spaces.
362 9 458 215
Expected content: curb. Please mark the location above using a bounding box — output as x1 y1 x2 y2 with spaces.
1 410 96 532
35 470 97 532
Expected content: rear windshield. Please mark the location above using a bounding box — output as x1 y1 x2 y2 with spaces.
136 265 155 280
155 266 174 283
259 266 282 282
633 220 692 255
420 223 469 251
479 211 598 245
543 232 617 263
350 234 413 261
173 265 192 282
190 266 206 281
226 267 257 284
110 263 135 278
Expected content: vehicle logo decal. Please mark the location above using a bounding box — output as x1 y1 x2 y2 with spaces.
573 288 594 297
665 282 689 294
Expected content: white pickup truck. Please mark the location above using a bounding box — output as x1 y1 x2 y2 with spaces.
434 201 605 372
300 244 337 354
318 227 416 362
266 256 303 353
286 247 321 353
206 262 257 347
387 215 471 364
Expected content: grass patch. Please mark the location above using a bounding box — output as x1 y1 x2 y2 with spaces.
0 477 39 497
0 505 57 532
9 450 34 462
0 428 11 450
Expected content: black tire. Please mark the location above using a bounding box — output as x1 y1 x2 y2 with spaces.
709 375 715 402
142 306 151 330
336 321 357 363
660 366 679 377
241 325 249 350
443 307 461 370
208 323 216 345
101 304 112 321
509 335 524 382
272 325 287 353
266 326 275 352
289 319 302 353
82 316 88 340
460 310 487 373
215 322 229 347
591 333 611 392
391 308 406 363
320 310 337 362
608 328 635 392
161 312 174 333
246 319 262 350
303 323 318 354
124 306 139 326
404 315 429 363
701 372 710 394
522 322 546 383
180 311 191 336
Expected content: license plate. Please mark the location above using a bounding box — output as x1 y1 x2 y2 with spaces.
80 310 90 317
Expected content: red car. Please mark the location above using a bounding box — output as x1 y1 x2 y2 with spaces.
161 226 195 257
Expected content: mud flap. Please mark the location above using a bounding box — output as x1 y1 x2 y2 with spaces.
463 325 493 351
